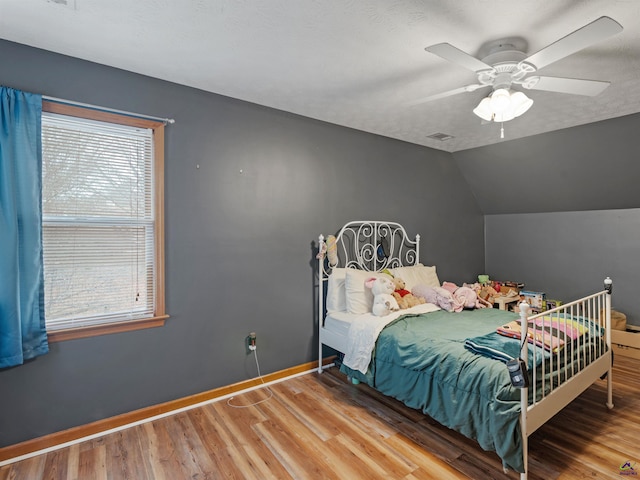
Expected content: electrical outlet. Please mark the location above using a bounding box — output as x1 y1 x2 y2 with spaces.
248 332 257 351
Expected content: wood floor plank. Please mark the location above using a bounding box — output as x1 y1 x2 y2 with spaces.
144 418 194 479
253 390 357 479
269 381 339 441
153 415 201 479
172 412 220 479
137 422 167 480
274 376 401 444
333 431 415 478
104 429 150 480
383 433 469 480
251 419 330 479
64 444 80 480
77 444 106 480
208 395 292 480
6 454 46 480
2 355 639 479
41 449 69 480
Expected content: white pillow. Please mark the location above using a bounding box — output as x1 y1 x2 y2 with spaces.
345 269 385 315
391 264 440 290
326 268 347 313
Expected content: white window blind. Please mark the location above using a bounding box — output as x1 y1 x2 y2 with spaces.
42 112 156 330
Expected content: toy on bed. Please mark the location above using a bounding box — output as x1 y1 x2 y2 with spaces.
389 275 426 309
443 281 492 311
412 284 455 311
365 276 399 316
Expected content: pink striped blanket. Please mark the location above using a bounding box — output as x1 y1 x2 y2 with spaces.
496 316 588 352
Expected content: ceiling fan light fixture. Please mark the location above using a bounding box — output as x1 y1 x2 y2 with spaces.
472 97 493 121
473 89 533 122
510 91 534 117
493 110 515 123
489 88 511 113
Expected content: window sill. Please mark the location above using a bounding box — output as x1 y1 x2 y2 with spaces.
47 315 170 343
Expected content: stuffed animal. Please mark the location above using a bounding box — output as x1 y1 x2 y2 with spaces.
443 281 489 311
326 234 338 267
478 284 498 305
390 276 426 309
365 276 399 316
412 284 455 312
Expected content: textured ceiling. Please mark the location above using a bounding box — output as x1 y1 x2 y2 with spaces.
1 0 640 152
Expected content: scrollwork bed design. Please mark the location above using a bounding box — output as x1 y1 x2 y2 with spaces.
319 221 419 274
317 220 613 479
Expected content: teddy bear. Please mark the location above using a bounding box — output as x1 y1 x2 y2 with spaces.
364 276 399 316
390 276 426 309
478 283 499 305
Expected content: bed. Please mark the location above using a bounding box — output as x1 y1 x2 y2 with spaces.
316 220 613 479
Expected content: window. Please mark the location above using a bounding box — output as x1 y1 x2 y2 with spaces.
41 102 167 342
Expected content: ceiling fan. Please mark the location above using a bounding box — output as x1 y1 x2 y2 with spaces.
415 16 623 123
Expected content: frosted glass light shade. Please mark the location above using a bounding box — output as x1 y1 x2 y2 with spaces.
472 89 533 122
489 88 511 113
472 97 493 121
510 91 534 117
493 110 515 122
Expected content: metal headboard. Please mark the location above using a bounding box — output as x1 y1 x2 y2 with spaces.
318 221 420 282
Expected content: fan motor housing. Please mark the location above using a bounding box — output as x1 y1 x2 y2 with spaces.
481 48 527 67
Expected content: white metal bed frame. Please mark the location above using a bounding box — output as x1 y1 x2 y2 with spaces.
317 220 613 479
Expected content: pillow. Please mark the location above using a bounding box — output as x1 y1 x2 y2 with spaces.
345 269 387 315
326 268 347 313
391 264 440 290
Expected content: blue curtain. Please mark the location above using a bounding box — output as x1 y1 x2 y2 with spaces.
0 86 48 368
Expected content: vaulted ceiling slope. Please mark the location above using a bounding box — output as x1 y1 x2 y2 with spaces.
1 1 639 153
452 112 640 214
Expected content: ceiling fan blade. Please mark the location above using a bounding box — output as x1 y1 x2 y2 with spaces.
523 16 623 70
525 76 611 96
425 43 493 72
408 84 489 106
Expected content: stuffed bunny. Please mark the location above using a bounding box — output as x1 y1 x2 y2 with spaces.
365 276 399 316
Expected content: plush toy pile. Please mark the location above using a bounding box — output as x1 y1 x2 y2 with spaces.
412 281 492 312
366 270 496 316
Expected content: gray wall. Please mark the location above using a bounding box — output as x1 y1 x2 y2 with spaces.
452 113 640 215
0 40 484 447
453 116 640 327
485 210 639 325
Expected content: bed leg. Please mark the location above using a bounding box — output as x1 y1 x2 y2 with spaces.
606 366 614 410
318 337 324 374
605 278 614 410
519 301 529 480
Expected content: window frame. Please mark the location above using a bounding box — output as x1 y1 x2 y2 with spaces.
42 101 168 342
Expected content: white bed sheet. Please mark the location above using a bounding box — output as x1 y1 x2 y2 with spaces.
324 311 357 338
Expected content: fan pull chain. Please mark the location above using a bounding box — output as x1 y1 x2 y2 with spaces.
500 123 505 139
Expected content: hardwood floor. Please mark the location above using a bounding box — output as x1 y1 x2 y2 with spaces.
2 355 639 479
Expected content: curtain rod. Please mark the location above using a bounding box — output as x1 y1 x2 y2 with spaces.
42 95 175 125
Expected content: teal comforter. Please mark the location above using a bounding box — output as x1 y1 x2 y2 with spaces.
341 307 606 472
341 308 526 472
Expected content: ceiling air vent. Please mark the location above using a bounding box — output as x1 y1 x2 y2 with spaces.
426 133 454 141
46 0 77 10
